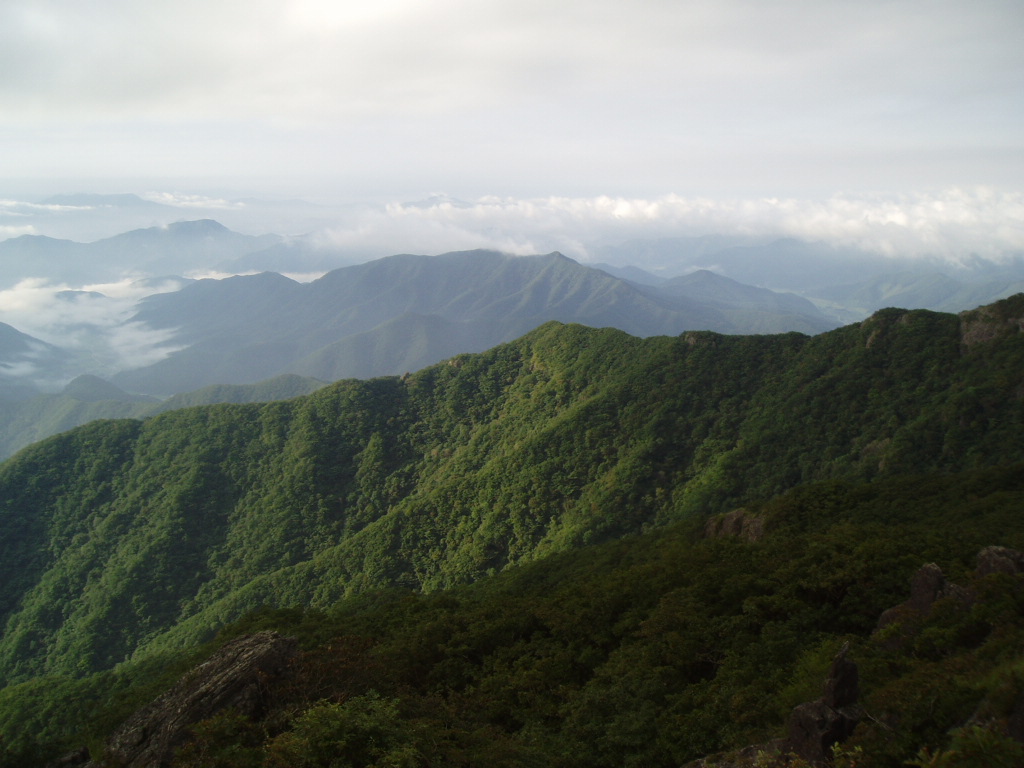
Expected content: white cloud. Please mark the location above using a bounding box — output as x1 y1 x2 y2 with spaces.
82 276 191 300
308 188 1024 264
0 277 187 375
0 225 37 238
101 321 188 373
0 360 43 379
139 192 245 209
3 0 1016 128
182 269 258 281
0 198 91 213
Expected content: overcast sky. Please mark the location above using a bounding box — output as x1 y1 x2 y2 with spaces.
2 0 1022 201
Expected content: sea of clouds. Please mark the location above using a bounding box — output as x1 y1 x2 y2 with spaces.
296 188 1024 266
0 186 1021 380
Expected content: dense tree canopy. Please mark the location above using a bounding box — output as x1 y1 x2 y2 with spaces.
0 296 1022 765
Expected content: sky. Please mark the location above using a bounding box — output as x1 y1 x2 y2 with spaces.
2 0 1022 202
0 0 1023 385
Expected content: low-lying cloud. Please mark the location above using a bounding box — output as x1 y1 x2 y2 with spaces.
0 277 188 379
310 188 1024 265
0 224 36 238
0 185 1020 392
140 192 246 210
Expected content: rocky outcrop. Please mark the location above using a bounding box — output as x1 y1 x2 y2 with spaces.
876 562 971 633
80 631 298 768
959 297 1024 351
876 546 1024 649
683 547 1023 768
681 645 860 768
868 546 1024 753
976 545 1024 577
702 508 765 542
782 643 861 766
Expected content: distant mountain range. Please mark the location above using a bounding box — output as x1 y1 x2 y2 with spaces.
4 215 1020 316
596 236 1024 321
814 270 1024 318
2 217 1023 460
0 220 280 286
597 235 1024 287
0 245 840 454
111 250 837 396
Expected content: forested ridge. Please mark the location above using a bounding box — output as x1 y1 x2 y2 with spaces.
0 373 329 460
1 295 1023 766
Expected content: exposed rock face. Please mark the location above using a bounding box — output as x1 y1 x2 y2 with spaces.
702 508 765 542
876 561 971 634
682 646 862 767
83 631 298 768
976 545 1024 577
876 546 1024 648
783 643 860 766
959 298 1024 351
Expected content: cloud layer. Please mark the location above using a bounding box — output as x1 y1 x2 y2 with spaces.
0 277 188 379
312 188 1024 264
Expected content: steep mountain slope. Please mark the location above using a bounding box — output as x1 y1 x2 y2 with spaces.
4 449 1024 768
0 296 1021 688
113 250 835 395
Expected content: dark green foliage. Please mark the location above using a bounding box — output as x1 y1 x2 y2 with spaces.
5 463 1016 767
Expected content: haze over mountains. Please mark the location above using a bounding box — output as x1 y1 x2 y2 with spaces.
0 191 1022 459
111 250 835 396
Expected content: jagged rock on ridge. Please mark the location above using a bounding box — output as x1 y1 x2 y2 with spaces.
77 631 298 768
876 562 970 634
783 642 861 766
702 508 765 542
976 545 1024 577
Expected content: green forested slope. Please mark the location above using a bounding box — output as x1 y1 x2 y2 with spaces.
3 464 1022 767
0 373 328 460
0 297 1022 692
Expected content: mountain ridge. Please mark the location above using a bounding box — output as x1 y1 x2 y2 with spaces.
0 295 1020 687
113 250 835 395
0 295 1022 766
